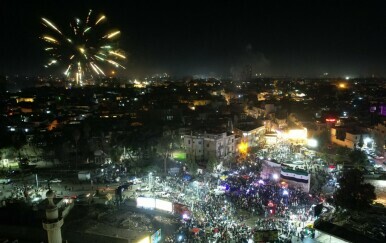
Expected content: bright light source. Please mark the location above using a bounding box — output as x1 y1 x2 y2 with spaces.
238 141 248 154
364 138 372 144
286 129 307 140
273 174 279 180
178 235 183 242
283 190 289 196
307 138 318 148
137 236 150 243
345 76 350 80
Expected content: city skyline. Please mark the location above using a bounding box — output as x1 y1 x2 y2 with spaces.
1 0 386 77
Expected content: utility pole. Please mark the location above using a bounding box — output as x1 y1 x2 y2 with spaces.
148 172 153 190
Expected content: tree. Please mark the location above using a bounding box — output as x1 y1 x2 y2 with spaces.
207 154 219 173
316 130 330 150
334 169 376 211
156 131 176 174
357 134 364 149
348 149 367 167
372 131 385 156
186 159 198 175
20 144 43 159
110 146 123 164
0 147 17 161
335 146 350 163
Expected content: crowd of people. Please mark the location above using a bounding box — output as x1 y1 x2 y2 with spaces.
168 165 321 242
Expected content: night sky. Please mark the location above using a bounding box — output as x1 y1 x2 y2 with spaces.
1 0 386 77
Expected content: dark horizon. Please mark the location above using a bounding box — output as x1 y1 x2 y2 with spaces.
1 0 386 77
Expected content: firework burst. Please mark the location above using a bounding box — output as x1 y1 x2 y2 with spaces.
41 10 126 85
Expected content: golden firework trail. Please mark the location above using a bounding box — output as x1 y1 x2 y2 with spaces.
41 10 126 84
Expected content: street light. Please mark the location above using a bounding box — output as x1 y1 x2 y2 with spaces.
272 173 279 180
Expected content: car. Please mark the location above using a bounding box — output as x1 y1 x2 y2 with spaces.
136 186 150 192
376 167 384 172
50 178 62 183
127 177 142 185
160 192 170 198
75 192 95 201
156 191 170 198
0 178 11 184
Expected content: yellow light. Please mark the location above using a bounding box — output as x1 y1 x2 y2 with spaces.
95 15 106 25
136 236 150 243
339 83 346 88
111 70 115 75
79 48 85 54
105 31 120 39
238 141 248 154
286 129 307 140
109 51 126 59
43 36 58 44
42 18 62 35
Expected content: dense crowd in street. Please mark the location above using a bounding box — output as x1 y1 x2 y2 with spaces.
163 141 326 242
168 167 320 242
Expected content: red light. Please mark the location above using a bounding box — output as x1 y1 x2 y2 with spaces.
326 118 336 122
